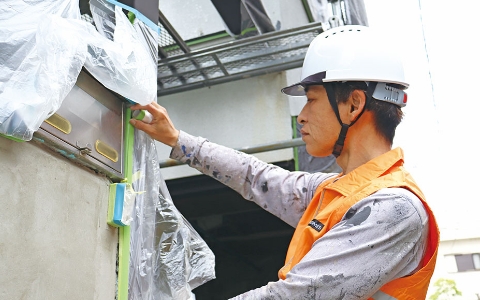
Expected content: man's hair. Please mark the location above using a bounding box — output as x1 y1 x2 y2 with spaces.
329 81 404 145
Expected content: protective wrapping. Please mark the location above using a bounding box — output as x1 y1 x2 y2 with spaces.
0 0 156 141
306 0 330 24
86 0 157 102
306 0 368 28
0 1 84 141
129 130 216 300
344 0 369 26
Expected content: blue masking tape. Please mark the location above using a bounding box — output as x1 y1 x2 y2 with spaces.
113 183 127 226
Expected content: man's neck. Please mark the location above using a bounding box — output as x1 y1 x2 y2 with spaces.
335 116 392 174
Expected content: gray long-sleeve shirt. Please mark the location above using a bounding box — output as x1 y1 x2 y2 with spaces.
170 131 429 300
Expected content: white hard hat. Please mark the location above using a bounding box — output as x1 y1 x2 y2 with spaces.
282 25 408 107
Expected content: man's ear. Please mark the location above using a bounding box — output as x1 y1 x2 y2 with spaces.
349 90 366 122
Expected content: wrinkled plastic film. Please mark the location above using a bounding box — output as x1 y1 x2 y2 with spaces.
86 0 157 104
90 0 116 41
133 19 159 65
0 1 85 140
344 0 369 26
0 0 156 141
306 0 330 23
130 130 215 300
121 184 136 226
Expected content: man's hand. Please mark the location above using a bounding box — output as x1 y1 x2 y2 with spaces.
129 101 179 147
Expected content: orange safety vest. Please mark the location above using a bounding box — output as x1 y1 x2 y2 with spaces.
278 148 439 300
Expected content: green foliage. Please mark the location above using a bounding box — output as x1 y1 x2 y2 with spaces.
429 278 462 300
127 11 136 25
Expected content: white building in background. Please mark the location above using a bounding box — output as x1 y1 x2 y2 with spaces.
427 227 480 299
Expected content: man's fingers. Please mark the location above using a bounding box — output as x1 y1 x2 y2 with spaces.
130 102 164 119
130 104 145 111
130 102 157 111
129 119 151 134
143 102 163 116
128 102 177 146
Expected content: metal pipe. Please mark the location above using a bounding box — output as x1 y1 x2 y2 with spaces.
159 137 306 168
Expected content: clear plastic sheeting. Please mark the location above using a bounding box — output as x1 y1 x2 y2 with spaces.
344 0 369 26
0 0 156 141
0 1 84 141
130 130 215 300
307 0 368 29
87 0 157 101
122 183 137 226
306 0 330 24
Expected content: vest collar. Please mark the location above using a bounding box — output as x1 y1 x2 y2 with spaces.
326 147 405 196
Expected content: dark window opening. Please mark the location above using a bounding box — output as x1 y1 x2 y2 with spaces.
455 253 480 272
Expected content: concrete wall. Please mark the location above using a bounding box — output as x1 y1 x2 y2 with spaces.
156 72 298 180
0 138 117 300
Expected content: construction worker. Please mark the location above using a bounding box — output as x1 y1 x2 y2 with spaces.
130 25 439 299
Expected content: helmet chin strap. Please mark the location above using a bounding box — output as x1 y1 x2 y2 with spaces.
324 82 377 157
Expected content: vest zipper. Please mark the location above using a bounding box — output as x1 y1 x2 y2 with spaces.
313 188 326 217
313 176 341 217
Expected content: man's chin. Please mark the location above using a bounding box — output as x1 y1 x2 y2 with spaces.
305 146 331 158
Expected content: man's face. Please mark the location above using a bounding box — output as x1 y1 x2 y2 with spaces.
297 85 341 157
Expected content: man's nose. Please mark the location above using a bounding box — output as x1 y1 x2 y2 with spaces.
297 109 307 125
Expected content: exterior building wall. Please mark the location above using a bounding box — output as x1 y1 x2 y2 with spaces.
156 71 298 180
427 237 480 299
0 138 117 300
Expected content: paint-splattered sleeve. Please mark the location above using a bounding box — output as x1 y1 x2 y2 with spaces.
170 131 334 227
229 188 429 300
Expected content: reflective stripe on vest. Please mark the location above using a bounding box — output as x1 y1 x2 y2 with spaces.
371 291 397 300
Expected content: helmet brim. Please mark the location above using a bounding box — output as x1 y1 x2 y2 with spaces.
281 83 307 96
281 71 327 96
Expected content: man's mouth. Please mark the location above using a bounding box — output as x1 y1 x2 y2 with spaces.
300 130 309 137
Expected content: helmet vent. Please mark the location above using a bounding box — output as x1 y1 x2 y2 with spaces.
324 27 363 39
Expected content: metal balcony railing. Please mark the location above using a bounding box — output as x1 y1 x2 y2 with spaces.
157 20 324 97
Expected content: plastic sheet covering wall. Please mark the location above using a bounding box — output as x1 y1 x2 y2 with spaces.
0 0 156 141
306 0 330 24
344 0 369 26
306 0 368 27
129 130 216 299
87 0 158 100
